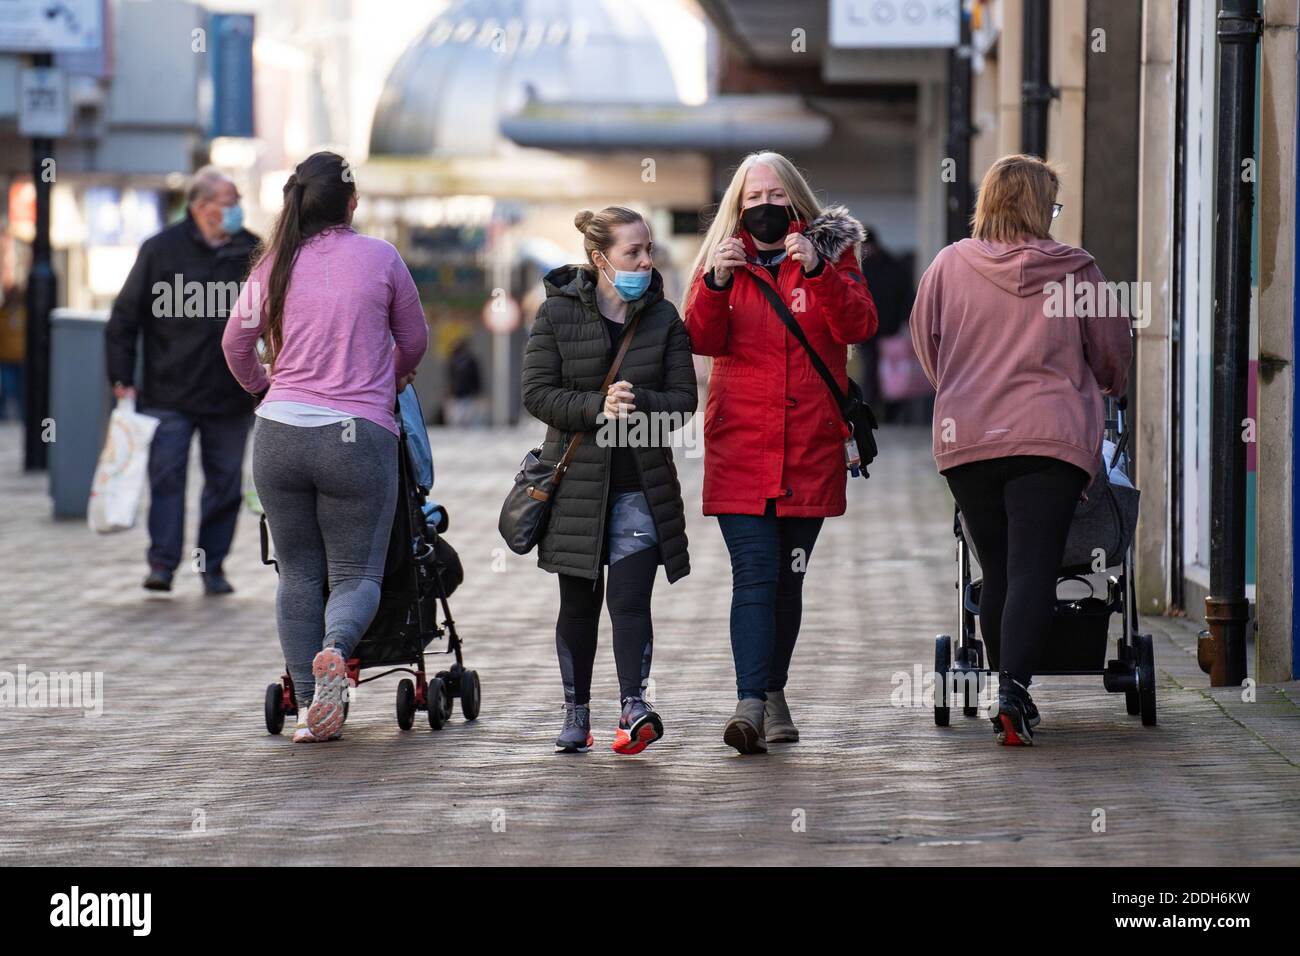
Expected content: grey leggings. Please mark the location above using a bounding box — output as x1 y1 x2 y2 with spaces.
252 416 398 706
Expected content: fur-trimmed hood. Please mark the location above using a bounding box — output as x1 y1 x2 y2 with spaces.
803 204 866 264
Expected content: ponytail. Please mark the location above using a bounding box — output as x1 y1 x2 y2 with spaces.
250 151 356 370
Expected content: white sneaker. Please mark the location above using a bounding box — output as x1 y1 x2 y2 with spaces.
292 713 341 743
307 647 349 739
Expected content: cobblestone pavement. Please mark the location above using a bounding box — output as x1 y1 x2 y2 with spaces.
1 420 1297 865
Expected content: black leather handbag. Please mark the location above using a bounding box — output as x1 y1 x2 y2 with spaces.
752 278 879 478
498 310 643 555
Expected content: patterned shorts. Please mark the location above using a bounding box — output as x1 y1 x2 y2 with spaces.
605 491 659 566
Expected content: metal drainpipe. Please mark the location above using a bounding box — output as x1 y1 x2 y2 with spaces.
1020 0 1055 157
1202 0 1262 687
945 6 974 243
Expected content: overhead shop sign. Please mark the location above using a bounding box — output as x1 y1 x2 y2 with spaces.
829 0 961 49
0 0 104 53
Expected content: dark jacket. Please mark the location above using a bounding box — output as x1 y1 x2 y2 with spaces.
105 212 260 417
521 265 697 583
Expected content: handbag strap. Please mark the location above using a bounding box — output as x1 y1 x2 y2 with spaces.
751 277 849 415
553 309 644 481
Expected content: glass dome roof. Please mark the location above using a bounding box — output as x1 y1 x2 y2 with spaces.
369 0 686 158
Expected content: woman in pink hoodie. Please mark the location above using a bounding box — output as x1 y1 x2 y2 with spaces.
910 154 1131 746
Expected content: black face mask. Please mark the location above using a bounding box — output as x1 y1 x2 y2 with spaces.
741 202 791 243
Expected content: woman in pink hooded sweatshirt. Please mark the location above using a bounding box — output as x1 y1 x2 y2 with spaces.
910 154 1132 746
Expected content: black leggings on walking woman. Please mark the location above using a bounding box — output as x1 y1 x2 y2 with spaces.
943 455 1089 685
556 546 658 705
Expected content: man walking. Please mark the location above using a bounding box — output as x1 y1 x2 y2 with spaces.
105 167 261 594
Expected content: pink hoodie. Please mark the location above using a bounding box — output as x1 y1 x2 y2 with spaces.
910 236 1132 477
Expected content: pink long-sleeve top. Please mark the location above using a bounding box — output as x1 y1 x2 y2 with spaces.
222 226 428 436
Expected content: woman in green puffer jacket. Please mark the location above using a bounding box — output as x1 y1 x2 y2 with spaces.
521 206 697 757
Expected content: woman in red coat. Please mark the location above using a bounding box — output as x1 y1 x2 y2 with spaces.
683 151 878 754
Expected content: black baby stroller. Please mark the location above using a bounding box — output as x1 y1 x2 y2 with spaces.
932 397 1155 729
261 385 480 734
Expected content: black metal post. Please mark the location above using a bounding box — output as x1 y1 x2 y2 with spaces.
1204 0 1261 687
23 51 56 472
945 8 974 243
1020 0 1054 157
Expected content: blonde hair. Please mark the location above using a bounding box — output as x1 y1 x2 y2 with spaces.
685 151 823 295
574 206 647 270
971 154 1061 242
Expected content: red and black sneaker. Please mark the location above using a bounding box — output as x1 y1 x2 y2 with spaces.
612 697 663 755
991 674 1035 746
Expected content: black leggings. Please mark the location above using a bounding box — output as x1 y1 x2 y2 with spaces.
943 455 1089 684
556 546 658 705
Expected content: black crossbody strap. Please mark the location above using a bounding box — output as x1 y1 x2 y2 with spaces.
553 309 644 482
752 277 849 414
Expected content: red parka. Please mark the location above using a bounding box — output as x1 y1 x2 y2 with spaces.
684 205 878 517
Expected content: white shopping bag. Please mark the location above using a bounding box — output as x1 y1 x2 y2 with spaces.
88 396 161 534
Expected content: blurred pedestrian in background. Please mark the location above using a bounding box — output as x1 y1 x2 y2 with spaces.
0 280 25 421
858 227 930 423
105 166 259 595
444 336 486 426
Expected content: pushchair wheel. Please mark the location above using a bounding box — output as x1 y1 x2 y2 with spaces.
396 679 416 730
264 683 285 735
427 676 450 730
1137 633 1157 726
954 645 982 718
934 636 952 727
460 669 481 721
1124 688 1141 715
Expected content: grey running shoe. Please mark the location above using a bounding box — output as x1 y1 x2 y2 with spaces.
723 698 768 754
764 689 800 743
555 703 593 753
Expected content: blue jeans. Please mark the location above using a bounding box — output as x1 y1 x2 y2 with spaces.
716 499 824 700
0 363 23 420
142 407 252 574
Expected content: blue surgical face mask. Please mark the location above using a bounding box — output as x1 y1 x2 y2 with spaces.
596 254 651 302
220 203 244 235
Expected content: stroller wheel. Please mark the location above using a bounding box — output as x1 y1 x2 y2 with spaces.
460 669 481 721
427 677 450 730
934 636 952 727
1124 688 1141 715
264 683 285 736
954 646 981 718
1137 634 1157 726
396 679 416 730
